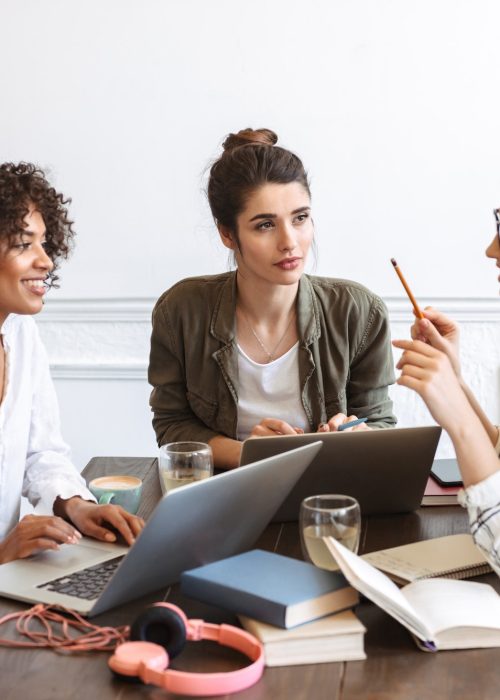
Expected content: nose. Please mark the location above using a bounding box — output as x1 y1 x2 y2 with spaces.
485 234 500 261
34 243 54 272
277 222 297 252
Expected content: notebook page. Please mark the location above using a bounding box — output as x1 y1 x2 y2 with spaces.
402 578 500 637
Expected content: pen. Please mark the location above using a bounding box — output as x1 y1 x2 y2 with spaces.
390 258 424 320
337 417 368 432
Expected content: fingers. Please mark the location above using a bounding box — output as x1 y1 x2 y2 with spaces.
82 505 144 546
352 421 371 431
20 515 81 545
17 538 62 559
251 418 298 436
319 414 357 432
0 515 82 563
393 338 439 359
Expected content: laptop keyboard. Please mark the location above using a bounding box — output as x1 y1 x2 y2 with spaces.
37 556 124 600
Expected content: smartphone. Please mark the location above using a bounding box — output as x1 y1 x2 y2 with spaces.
430 458 463 487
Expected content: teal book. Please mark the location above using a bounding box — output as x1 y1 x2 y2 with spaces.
180 549 359 628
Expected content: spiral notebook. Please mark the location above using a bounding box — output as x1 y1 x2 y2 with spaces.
362 534 492 585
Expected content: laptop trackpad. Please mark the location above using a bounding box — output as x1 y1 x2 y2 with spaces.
33 541 122 574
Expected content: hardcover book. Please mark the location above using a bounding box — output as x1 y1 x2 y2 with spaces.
421 476 460 506
180 549 359 629
238 610 366 666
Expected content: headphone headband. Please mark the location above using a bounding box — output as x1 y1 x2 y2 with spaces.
109 603 264 696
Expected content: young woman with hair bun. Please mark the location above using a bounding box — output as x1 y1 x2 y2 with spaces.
148 128 397 468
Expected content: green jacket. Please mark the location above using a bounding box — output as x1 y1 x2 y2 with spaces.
148 272 396 446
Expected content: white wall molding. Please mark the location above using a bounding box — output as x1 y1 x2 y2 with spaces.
385 297 500 323
40 296 500 381
41 295 500 324
50 363 147 380
41 298 154 323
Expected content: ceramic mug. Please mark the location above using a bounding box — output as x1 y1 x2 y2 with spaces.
88 475 143 514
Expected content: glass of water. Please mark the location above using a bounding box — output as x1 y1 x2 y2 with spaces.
300 494 361 570
158 442 213 495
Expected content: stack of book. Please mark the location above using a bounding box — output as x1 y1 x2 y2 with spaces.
180 549 366 666
421 458 462 506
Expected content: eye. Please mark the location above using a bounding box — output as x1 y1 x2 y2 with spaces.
257 220 274 231
294 213 310 224
12 242 31 251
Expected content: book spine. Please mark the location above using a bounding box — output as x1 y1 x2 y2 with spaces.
180 575 286 627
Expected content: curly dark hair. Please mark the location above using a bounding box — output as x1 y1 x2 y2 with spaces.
0 162 75 287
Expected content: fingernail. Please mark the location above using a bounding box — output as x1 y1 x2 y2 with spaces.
105 533 116 542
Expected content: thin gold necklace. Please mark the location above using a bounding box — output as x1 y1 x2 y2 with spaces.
241 309 296 363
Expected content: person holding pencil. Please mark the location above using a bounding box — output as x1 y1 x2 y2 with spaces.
393 215 500 576
148 128 397 469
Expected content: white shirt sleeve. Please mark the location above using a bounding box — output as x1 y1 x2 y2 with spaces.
458 469 500 577
21 325 95 515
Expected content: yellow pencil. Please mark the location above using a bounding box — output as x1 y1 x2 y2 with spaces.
390 258 424 319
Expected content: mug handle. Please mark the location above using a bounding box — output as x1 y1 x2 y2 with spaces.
98 493 115 505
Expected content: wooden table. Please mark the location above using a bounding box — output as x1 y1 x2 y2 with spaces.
1 457 499 700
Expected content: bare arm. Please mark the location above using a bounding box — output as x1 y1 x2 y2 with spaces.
393 338 499 487
208 435 242 470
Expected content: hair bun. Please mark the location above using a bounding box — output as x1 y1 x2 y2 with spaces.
222 128 278 153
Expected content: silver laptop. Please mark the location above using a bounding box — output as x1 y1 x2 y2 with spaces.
0 442 321 616
240 426 442 519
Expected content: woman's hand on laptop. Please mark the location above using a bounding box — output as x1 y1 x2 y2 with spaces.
250 418 304 437
0 514 82 564
410 307 461 378
56 497 145 546
318 414 371 432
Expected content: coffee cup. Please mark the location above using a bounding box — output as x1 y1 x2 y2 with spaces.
88 475 143 514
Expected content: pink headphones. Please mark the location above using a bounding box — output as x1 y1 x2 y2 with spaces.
108 603 264 696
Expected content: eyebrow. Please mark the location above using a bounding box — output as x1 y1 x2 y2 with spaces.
248 206 311 222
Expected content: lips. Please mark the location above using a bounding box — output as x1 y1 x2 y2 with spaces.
274 257 302 270
21 279 47 296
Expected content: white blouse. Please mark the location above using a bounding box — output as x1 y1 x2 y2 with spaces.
236 342 309 441
0 314 93 541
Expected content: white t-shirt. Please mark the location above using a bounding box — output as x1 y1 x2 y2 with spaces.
236 342 309 441
0 314 94 540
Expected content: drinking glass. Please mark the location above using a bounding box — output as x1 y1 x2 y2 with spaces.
158 442 213 494
300 494 361 570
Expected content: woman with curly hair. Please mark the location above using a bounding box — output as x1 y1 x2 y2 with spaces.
149 128 396 468
0 163 144 563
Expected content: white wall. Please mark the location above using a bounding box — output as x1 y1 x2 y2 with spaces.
2 1 500 468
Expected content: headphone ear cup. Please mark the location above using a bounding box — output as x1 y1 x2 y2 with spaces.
130 606 187 659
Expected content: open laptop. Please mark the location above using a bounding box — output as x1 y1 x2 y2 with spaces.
240 426 442 519
0 442 321 616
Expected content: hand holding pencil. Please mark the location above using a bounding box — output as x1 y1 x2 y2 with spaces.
390 258 461 377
